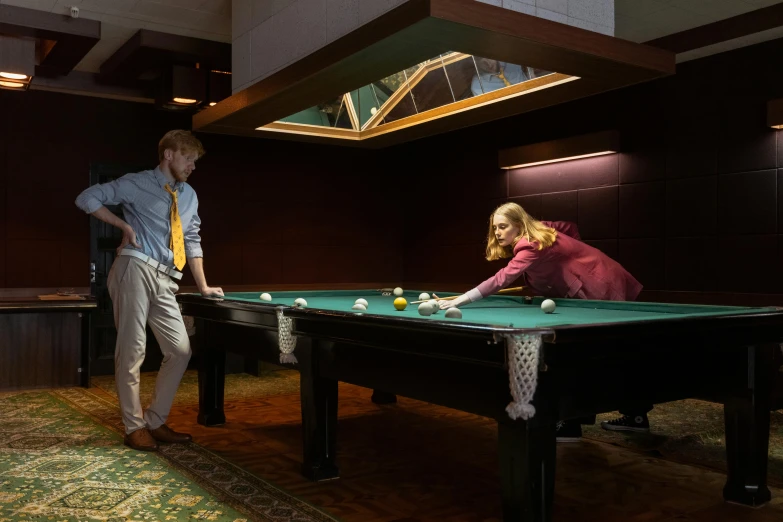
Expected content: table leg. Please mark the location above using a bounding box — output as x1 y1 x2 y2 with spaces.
300 338 340 481
723 344 775 506
498 419 556 522
196 319 226 426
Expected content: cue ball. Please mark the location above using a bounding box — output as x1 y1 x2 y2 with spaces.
418 302 434 316
352 303 367 311
355 298 369 307
393 297 407 311
260 293 272 301
393 287 404 297
445 308 462 319
541 299 556 314
294 297 308 307
418 292 430 301
427 299 439 314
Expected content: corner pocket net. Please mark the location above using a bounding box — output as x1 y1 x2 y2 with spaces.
504 333 542 421
276 307 298 364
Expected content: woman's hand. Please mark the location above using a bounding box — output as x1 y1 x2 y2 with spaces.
439 294 471 309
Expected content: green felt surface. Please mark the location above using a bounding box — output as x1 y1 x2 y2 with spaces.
213 290 776 329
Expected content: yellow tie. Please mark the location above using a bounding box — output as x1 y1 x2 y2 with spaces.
164 184 186 270
496 68 511 87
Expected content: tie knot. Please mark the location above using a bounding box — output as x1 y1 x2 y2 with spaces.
164 184 177 199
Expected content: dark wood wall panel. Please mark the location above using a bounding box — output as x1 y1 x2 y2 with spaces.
619 182 665 238
715 234 779 293
665 176 717 236
188 135 403 286
618 238 665 291
577 186 618 239
0 91 403 288
540 191 578 223
718 170 777 234
3 38 783 298
0 88 188 288
664 237 718 292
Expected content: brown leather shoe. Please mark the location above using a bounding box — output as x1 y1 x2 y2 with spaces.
124 428 158 451
149 424 192 444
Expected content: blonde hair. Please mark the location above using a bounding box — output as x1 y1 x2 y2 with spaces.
158 130 205 161
486 202 557 261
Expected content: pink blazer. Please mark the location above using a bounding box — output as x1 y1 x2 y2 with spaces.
476 221 642 301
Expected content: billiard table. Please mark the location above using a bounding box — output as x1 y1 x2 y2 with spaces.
177 289 783 522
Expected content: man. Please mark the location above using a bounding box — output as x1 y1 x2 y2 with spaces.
470 59 529 97
75 130 223 451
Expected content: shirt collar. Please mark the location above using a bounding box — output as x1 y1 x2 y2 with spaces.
154 166 181 192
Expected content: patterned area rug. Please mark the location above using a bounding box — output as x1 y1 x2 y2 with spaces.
91 369 783 484
91 369 300 407
0 388 338 522
585 400 783 485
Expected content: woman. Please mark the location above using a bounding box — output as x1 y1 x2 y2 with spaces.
441 202 649 440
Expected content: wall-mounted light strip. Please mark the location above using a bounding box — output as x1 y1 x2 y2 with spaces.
767 98 783 129
498 130 619 169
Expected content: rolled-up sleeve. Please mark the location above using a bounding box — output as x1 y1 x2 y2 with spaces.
184 210 203 258
75 174 136 214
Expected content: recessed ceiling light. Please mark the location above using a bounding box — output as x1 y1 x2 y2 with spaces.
0 80 25 88
0 72 27 80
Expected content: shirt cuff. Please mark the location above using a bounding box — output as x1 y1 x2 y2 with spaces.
185 244 203 258
75 195 104 214
466 288 483 303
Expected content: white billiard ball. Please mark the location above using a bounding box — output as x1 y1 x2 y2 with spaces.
352 303 367 311
393 287 404 297
418 292 431 301
260 293 272 301
541 299 556 314
355 298 369 308
418 302 434 316
427 299 439 314
445 308 462 319
294 298 308 307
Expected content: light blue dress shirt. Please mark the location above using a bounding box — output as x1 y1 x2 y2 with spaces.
75 166 203 268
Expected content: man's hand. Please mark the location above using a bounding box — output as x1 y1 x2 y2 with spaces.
199 286 224 297
117 224 141 255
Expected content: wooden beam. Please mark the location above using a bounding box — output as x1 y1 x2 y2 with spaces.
195 0 440 131
0 35 34 77
252 75 605 149
646 3 783 54
100 29 231 82
429 0 673 81
0 3 100 77
194 0 675 147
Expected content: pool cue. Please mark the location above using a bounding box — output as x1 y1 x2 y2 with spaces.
410 286 526 304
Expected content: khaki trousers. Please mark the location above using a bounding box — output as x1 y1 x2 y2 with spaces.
107 256 191 434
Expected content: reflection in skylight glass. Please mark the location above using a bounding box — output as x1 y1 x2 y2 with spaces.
272 53 553 132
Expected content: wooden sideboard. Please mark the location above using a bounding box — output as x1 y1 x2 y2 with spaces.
0 289 96 391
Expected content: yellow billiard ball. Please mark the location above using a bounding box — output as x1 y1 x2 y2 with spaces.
393 297 408 311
